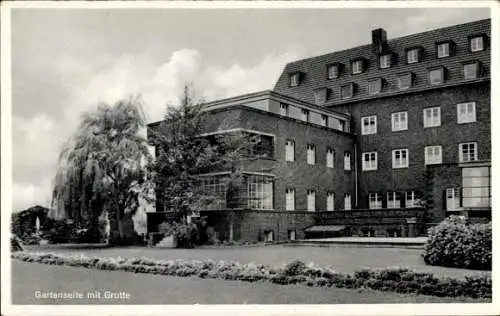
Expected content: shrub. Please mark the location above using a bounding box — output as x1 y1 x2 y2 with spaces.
11 252 491 299
423 216 491 270
158 221 199 248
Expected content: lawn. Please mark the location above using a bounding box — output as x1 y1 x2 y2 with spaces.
23 244 490 280
11 261 489 304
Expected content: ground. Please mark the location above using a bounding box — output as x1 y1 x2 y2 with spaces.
11 261 489 304
22 244 490 279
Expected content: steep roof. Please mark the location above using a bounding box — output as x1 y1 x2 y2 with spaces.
273 18 491 107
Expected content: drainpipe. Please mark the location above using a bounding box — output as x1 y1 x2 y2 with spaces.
354 141 359 208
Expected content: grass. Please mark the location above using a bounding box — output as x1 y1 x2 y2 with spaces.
11 261 489 304
24 244 490 280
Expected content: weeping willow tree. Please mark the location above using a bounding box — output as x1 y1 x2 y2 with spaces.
51 97 153 245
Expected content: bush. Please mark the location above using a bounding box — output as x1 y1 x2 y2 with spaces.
11 253 491 299
423 216 491 270
158 221 199 248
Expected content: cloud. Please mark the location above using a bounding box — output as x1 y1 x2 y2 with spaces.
12 48 298 211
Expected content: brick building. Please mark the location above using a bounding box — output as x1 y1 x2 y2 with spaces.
148 18 491 241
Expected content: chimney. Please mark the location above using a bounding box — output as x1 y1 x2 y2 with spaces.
372 28 387 54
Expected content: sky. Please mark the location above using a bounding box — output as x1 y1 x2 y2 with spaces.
10 6 490 212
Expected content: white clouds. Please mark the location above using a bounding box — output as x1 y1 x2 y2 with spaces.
12 48 298 211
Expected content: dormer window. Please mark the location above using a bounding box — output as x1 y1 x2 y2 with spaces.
313 88 329 105
327 64 340 79
289 72 301 87
406 47 422 64
429 67 445 85
379 54 392 69
368 78 382 95
463 61 482 81
397 72 413 91
470 35 485 52
436 41 454 58
351 60 364 74
340 83 354 100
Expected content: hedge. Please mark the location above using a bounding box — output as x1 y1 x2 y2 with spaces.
423 216 492 270
12 253 491 299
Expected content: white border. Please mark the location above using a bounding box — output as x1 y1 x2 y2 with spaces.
2 1 499 316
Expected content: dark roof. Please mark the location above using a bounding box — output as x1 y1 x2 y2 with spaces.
273 19 490 107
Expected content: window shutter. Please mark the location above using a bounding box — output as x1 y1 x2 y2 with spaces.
442 189 447 211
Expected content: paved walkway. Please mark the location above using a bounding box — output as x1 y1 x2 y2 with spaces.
295 237 427 247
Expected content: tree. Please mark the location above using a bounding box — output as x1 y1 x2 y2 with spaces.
150 86 254 219
51 97 153 245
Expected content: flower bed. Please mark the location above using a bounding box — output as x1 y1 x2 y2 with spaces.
12 253 491 299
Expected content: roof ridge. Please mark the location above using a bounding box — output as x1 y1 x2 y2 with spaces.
285 18 490 66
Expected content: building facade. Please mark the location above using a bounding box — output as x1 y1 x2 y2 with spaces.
148 19 491 242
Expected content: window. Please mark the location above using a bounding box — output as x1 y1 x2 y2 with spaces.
340 84 354 100
285 188 295 211
459 142 477 163
247 175 273 210
280 103 289 116
314 88 328 105
327 192 335 211
423 107 441 128
446 188 460 211
425 146 442 165
344 152 351 171
362 152 377 171
463 62 480 80
387 192 401 208
307 144 316 165
361 116 377 135
457 102 476 124
265 231 274 242
391 111 408 131
200 176 228 209
307 190 316 212
429 68 444 85
470 36 484 52
351 60 363 74
406 48 420 63
301 109 310 122
321 115 328 127
344 193 352 210
392 149 409 168
289 73 300 87
368 78 382 95
462 167 491 208
327 64 339 79
369 193 382 209
398 73 412 90
287 230 296 241
437 42 450 58
326 148 335 168
405 191 422 208
379 54 391 69
285 140 295 162
247 132 274 159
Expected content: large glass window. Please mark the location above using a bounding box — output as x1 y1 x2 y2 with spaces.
200 176 228 209
462 167 491 208
247 175 273 210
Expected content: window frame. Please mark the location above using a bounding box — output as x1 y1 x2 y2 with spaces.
321 114 328 127
326 148 335 168
369 193 383 209
457 102 476 124
392 148 409 169
340 83 354 100
469 35 485 52
459 142 478 163
344 152 352 171
326 192 335 211
423 106 441 128
247 175 274 210
306 144 316 165
463 61 481 81
327 64 339 79
368 78 382 95
437 42 450 58
425 145 443 165
397 72 413 90
387 192 402 209
285 188 295 211
289 72 300 87
351 60 364 74
406 48 420 64
285 140 295 162
362 152 378 171
280 103 289 116
429 67 445 85
391 111 408 132
307 189 316 212
344 193 352 210
301 108 310 122
361 115 377 135
379 54 392 69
